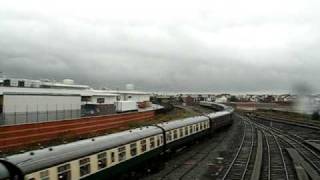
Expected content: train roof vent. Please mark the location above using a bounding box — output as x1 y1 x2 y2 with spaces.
49 148 53 151
92 138 95 141
30 152 34 156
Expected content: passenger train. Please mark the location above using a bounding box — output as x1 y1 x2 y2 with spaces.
0 102 233 180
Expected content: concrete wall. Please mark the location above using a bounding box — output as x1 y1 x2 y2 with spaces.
0 111 155 152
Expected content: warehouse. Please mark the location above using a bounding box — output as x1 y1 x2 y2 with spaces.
0 86 153 125
0 91 81 125
104 90 151 102
80 90 119 116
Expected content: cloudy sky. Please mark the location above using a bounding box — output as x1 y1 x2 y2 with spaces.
0 0 319 93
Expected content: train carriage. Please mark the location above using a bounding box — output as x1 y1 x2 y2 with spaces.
0 103 233 180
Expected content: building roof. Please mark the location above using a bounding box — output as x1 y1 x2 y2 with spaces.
99 90 151 95
41 82 90 89
0 87 119 97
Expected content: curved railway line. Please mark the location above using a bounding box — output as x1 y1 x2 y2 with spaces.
220 120 255 180
247 115 320 180
145 112 320 180
260 130 290 180
160 130 228 180
141 104 235 180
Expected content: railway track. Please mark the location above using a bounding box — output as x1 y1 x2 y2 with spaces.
145 113 320 180
249 115 320 180
155 128 230 180
220 120 255 180
142 111 238 180
252 115 320 141
260 129 290 180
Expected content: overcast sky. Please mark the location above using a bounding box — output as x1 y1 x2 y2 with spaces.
0 0 319 93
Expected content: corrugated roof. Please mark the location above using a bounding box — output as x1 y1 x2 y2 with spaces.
0 87 119 97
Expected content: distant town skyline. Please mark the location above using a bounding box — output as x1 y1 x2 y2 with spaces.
1 0 320 93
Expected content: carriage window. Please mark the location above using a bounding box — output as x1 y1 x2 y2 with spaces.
97 152 107 169
156 136 160 146
141 139 147 152
166 132 172 141
130 143 137 156
111 152 115 163
190 126 193 133
79 158 91 177
173 130 178 139
118 146 126 162
40 170 49 180
185 127 188 136
179 128 183 137
150 137 155 149
57 164 71 180
160 135 163 144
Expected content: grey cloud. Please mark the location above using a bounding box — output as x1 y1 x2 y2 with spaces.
1 0 320 93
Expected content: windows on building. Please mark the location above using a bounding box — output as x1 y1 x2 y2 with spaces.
97 98 105 104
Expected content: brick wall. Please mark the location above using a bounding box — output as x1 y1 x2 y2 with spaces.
0 111 155 152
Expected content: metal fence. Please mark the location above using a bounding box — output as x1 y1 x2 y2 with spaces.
0 104 81 126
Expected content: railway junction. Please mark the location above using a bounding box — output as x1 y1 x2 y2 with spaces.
144 109 320 180
1 102 320 180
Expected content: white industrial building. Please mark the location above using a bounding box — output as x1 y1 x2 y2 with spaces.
0 90 81 125
0 78 155 125
103 90 151 102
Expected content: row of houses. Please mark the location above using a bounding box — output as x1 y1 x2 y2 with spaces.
235 94 298 103
152 92 301 104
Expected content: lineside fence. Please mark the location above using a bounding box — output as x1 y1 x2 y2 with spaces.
0 104 80 126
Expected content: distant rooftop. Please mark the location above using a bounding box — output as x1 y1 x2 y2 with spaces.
0 87 119 97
